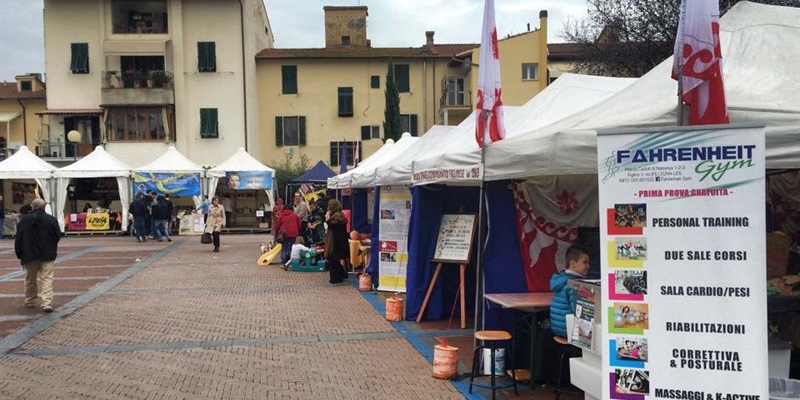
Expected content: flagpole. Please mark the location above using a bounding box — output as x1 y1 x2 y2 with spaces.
676 0 687 126
474 110 488 336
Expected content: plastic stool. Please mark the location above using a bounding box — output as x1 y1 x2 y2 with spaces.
553 335 582 399
469 330 518 400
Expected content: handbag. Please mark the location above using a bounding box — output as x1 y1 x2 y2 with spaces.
200 232 212 244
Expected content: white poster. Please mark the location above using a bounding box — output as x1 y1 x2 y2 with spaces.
597 125 767 400
377 185 411 292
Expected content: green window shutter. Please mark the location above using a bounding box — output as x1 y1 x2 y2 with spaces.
394 64 409 92
410 114 418 136
198 42 216 72
370 75 380 89
361 126 371 141
329 142 339 166
275 117 283 147
338 87 353 117
70 43 89 74
298 116 306 146
200 108 218 138
282 65 297 94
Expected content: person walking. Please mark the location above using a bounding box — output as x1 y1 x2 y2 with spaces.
323 199 349 284
14 198 61 313
204 196 226 252
129 193 149 243
151 196 172 242
196 195 211 223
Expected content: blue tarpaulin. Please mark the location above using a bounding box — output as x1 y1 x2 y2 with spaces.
290 161 336 184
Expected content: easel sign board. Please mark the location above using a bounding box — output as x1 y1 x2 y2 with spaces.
431 214 477 264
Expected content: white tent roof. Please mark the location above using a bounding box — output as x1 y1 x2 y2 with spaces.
485 1 800 180
0 145 57 179
207 147 275 177
349 132 420 188
133 145 203 173
54 145 132 178
411 73 636 184
373 125 454 186
328 138 396 189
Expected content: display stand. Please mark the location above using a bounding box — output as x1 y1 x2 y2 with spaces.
416 214 476 329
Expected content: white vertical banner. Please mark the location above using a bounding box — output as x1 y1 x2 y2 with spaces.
377 185 411 292
596 125 767 399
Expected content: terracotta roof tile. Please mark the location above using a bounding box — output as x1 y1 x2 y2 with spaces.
257 43 477 60
0 82 46 100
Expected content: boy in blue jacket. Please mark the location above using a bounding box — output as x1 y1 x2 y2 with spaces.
549 245 590 337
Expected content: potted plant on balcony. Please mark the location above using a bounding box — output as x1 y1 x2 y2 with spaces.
105 71 121 88
150 70 172 88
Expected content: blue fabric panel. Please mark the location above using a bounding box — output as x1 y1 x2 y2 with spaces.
351 188 369 233
405 185 480 321
290 160 336 183
365 186 381 283
482 180 528 332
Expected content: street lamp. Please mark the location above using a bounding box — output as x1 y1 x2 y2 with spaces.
67 129 81 160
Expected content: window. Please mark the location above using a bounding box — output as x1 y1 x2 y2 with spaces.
275 116 306 147
20 81 32 91
200 108 219 138
111 0 168 34
341 36 350 46
445 77 466 106
120 55 165 88
522 63 539 80
370 75 380 89
330 141 361 167
70 43 89 74
361 125 380 140
198 42 216 73
394 64 410 92
338 87 353 117
400 114 418 136
281 65 297 94
106 107 174 142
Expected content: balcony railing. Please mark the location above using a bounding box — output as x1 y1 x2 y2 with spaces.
101 70 174 106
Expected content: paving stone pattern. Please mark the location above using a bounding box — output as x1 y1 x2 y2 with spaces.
0 235 466 399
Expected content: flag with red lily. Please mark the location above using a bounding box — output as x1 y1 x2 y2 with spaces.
474 0 506 147
672 0 730 125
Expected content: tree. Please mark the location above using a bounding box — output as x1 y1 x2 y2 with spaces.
383 61 402 142
562 0 798 77
270 153 310 203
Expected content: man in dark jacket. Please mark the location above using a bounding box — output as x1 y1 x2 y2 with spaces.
129 193 149 243
151 196 172 242
14 198 61 313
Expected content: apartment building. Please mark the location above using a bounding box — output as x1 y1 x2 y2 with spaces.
0 74 47 159
39 0 273 167
256 6 549 168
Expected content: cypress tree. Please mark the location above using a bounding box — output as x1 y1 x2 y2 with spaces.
383 61 401 142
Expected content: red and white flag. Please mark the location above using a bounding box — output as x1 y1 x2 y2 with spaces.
672 0 729 125
474 0 505 147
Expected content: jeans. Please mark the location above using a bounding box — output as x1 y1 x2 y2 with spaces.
153 219 169 240
281 236 296 265
133 216 147 241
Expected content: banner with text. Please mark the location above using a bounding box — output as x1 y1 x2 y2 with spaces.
596 125 767 399
411 164 482 185
377 185 411 292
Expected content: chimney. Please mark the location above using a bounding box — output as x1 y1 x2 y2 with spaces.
527 23 530 31
425 31 435 46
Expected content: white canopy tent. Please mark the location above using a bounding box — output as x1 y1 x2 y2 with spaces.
327 138 396 190
485 1 800 180
206 146 276 203
0 145 57 214
373 125 454 186
348 132 420 188
410 73 636 185
53 145 133 232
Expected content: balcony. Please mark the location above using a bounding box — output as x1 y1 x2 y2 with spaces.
101 70 174 106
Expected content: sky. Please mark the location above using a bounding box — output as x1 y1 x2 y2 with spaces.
0 0 588 82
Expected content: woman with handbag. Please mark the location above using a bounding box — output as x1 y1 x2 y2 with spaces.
323 199 349 284
204 196 226 252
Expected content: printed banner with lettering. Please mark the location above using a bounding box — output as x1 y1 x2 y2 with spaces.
85 212 110 230
226 171 272 190
377 186 411 292
133 172 202 197
411 164 483 185
596 125 767 399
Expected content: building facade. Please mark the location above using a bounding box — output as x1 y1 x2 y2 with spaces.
256 6 549 168
0 74 47 159
39 0 273 167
